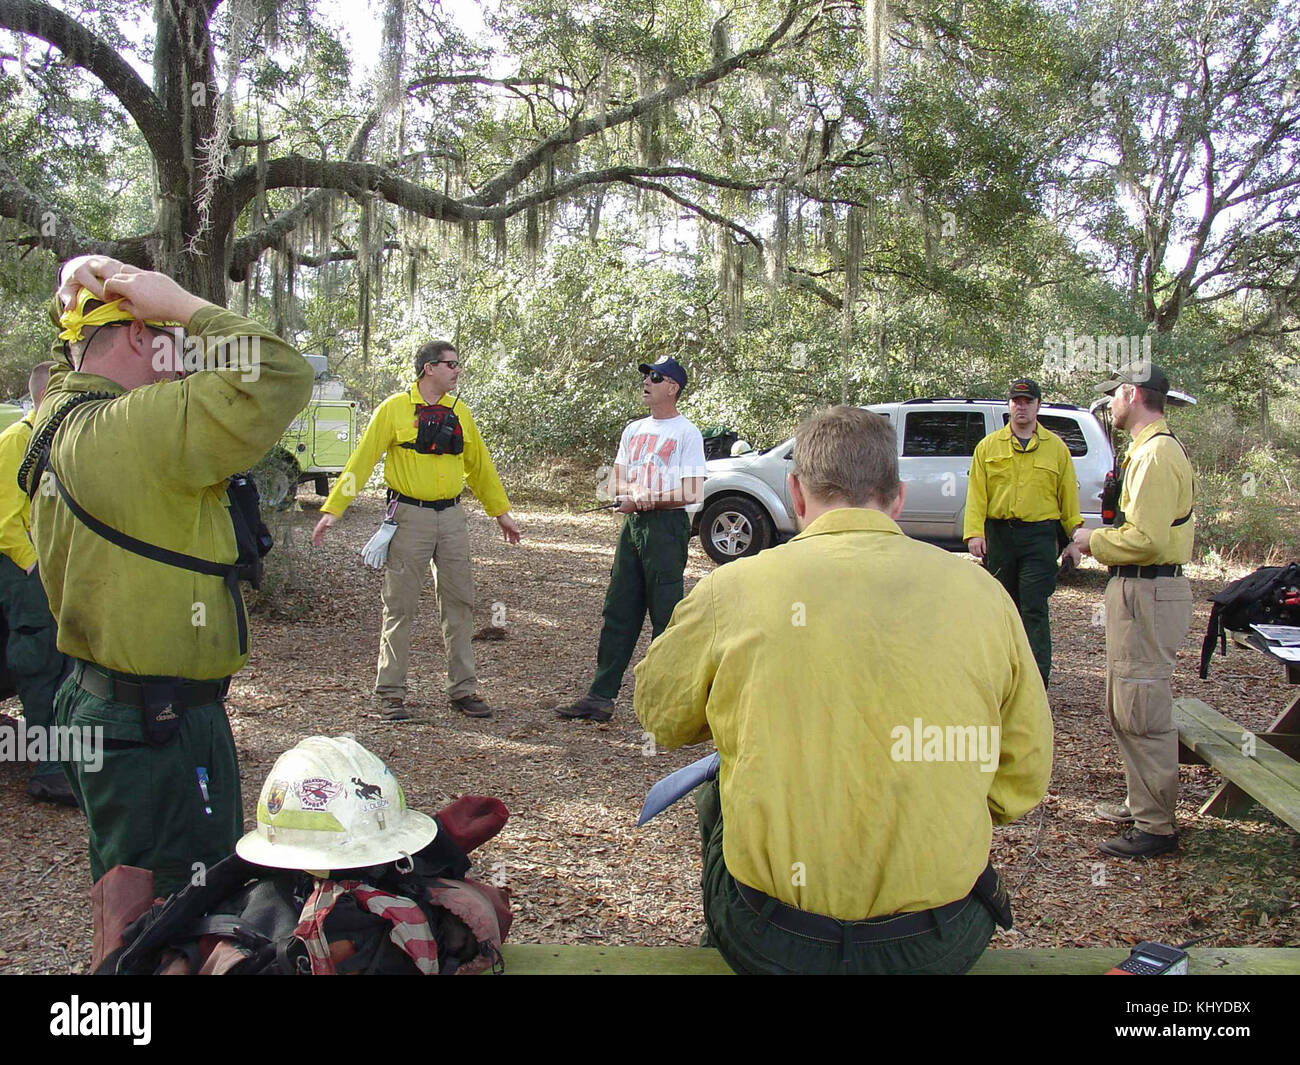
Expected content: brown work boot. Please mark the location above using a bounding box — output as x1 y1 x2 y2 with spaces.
555 695 614 722
1094 802 1135 823
372 694 411 722
1098 827 1178 859
451 694 493 719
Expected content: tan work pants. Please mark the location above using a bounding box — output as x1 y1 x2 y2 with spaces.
375 501 477 700
1104 575 1194 836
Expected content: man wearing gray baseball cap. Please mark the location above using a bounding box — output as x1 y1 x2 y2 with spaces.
1072 364 1195 858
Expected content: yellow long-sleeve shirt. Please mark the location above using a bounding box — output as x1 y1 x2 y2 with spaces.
1089 418 1195 566
0 414 37 571
321 383 510 518
634 507 1054 921
963 424 1083 541
30 305 314 679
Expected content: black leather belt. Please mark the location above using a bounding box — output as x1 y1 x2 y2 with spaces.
735 881 975 944
985 518 1057 528
390 491 461 511
72 660 230 708
1109 564 1184 579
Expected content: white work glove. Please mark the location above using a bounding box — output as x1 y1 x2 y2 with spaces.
361 519 399 569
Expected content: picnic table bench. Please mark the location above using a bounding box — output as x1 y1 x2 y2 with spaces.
495 944 1300 974
1175 629 1300 831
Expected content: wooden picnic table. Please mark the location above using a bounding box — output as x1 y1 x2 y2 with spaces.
1174 628 1300 830
1228 628 1300 757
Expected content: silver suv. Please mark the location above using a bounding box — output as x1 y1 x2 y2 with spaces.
689 399 1114 565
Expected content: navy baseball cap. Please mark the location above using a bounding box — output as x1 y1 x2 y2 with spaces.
638 357 687 390
1009 378 1041 401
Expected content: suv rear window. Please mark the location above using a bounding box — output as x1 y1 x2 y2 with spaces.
1001 413 1089 456
902 411 986 457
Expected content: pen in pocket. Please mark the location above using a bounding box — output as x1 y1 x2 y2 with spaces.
196 766 212 815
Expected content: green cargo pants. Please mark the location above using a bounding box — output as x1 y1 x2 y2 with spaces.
696 778 995 974
0 558 66 779
590 509 691 701
984 520 1059 685
56 664 242 897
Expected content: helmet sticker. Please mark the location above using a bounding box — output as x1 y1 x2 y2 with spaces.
296 778 343 810
267 781 288 816
352 776 390 810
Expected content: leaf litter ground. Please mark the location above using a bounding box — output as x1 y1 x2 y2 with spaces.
1 492 1296 972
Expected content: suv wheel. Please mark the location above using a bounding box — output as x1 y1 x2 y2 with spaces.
700 496 772 565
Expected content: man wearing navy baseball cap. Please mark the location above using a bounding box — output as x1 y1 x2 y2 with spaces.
557 356 705 722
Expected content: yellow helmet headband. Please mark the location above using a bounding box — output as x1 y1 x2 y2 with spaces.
57 287 180 343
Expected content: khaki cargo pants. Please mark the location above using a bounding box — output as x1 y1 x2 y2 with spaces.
1104 575 1194 836
375 501 477 701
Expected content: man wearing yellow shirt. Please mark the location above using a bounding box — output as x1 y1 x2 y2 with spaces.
0 362 71 804
1074 365 1195 859
635 406 1053 974
27 256 313 895
964 378 1083 684
312 341 520 720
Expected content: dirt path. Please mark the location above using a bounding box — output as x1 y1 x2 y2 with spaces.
1 493 1296 972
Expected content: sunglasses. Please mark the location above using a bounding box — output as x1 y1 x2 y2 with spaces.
435 360 460 370
646 371 666 384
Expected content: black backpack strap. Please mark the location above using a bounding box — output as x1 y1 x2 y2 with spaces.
26 389 255 656
18 391 118 499
48 471 250 656
1150 431 1194 528
1200 602 1225 679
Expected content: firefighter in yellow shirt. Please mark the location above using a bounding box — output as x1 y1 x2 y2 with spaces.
27 256 313 895
635 406 1053 975
964 378 1083 684
0 362 71 804
1074 365 1195 859
312 341 521 721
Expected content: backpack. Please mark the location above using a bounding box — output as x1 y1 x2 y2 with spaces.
18 392 273 655
93 795 511 976
1199 563 1300 678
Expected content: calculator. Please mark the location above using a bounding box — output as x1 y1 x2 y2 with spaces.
1107 941 1190 975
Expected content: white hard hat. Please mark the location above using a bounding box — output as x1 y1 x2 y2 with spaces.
236 736 437 870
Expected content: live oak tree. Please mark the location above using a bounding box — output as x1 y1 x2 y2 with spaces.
0 0 837 311
1070 0 1300 342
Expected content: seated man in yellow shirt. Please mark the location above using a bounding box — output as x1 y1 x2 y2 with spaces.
312 341 521 721
635 406 1053 974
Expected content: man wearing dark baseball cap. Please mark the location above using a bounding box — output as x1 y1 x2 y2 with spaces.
963 378 1083 685
1073 363 1196 858
557 356 705 722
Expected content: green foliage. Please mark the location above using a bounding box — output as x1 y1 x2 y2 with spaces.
2 0 1299 567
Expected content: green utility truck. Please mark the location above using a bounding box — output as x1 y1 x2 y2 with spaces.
255 354 359 507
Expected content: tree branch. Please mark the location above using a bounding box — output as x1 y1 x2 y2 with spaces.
622 177 763 249
0 0 175 164
0 155 154 263
468 2 809 208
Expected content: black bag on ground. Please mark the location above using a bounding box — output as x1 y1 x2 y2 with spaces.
1199 562 1300 678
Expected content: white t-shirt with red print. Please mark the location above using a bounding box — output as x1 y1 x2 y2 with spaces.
615 414 707 496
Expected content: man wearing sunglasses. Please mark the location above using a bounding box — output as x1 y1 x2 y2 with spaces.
313 341 521 721
557 356 705 722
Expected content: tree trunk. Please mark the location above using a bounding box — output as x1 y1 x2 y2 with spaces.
150 0 230 306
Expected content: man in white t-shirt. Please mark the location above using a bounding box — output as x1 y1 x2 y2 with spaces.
557 357 705 722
